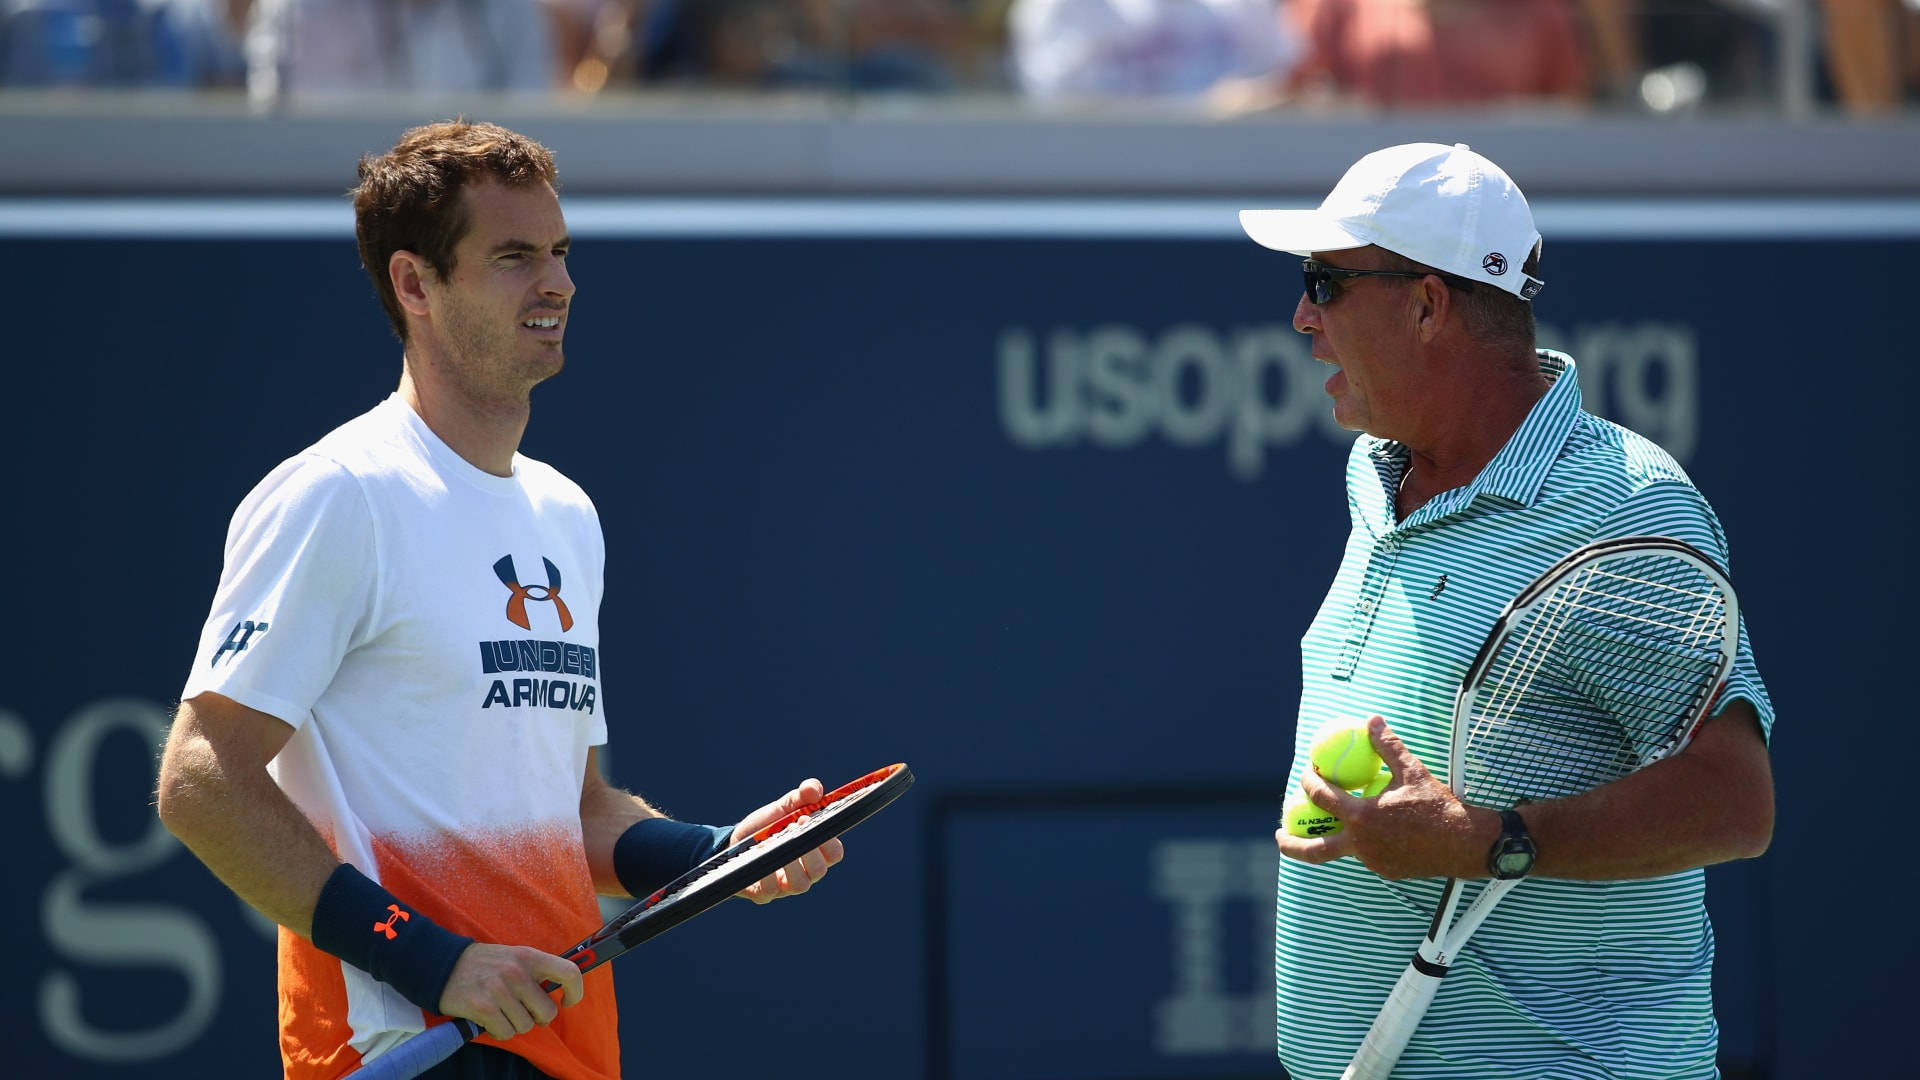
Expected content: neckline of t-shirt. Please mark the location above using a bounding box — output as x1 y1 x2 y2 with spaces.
386 394 525 498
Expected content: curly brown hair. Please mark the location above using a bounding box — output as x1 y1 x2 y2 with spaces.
352 120 559 343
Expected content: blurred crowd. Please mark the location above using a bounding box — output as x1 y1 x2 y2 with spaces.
0 0 1913 113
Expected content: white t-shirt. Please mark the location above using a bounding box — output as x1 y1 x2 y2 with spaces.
182 393 619 1078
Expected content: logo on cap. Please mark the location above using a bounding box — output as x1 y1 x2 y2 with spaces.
1482 253 1509 276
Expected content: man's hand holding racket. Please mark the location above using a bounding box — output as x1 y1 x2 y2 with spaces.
726 777 847 903
435 944 585 1043
349 763 912 1079
1276 715 1491 882
427 776 843 1044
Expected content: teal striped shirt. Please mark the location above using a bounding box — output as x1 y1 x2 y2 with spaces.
1275 351 1774 1080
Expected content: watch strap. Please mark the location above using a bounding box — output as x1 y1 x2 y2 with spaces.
1488 808 1536 880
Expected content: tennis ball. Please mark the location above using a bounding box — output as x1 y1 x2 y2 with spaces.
1283 795 1343 838
1311 721 1384 790
1359 767 1392 798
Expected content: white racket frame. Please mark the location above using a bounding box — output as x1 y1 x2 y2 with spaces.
1340 537 1738 1080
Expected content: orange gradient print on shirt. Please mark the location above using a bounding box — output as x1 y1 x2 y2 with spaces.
277 822 618 1080
376 824 616 1079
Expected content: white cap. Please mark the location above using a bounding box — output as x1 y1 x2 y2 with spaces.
1240 142 1545 301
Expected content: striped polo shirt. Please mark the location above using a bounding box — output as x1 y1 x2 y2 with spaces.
1274 351 1773 1080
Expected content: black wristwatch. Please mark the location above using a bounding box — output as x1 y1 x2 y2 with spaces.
1487 808 1536 880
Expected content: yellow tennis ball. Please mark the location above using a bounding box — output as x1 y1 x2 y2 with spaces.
1359 767 1392 798
1283 796 1343 838
1311 721 1383 790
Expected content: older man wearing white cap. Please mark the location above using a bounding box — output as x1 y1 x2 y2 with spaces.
1249 144 1775 1080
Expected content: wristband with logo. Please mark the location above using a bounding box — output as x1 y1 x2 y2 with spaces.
612 817 734 898
308 862 473 1013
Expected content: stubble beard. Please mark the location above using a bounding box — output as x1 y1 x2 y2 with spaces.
437 299 564 408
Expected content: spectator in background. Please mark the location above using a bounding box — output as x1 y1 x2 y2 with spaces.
1 0 244 86
633 0 843 88
1823 0 1920 112
1285 0 1588 107
243 0 585 101
162 0 248 83
1008 0 1301 103
1572 0 1642 103
547 0 638 92
834 0 980 88
1573 0 1917 115
630 0 965 91
1628 0 1775 108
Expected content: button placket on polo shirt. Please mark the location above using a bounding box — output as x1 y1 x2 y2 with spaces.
1331 532 1403 680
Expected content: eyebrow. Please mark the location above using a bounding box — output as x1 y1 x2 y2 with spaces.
488 235 571 256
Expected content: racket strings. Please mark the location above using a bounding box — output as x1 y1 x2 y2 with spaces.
1553 566 1726 647
1462 554 1730 806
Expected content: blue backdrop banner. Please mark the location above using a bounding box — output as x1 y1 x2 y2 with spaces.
2 205 1906 1079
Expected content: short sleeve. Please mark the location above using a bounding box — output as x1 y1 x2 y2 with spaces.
1598 481 1775 745
181 455 377 728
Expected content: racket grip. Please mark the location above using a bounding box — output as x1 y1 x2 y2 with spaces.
1341 956 1445 1080
349 1018 476 1079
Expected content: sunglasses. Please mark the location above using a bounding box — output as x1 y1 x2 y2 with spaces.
1300 258 1433 306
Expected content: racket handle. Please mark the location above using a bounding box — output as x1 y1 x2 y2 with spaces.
348 1018 477 1079
1341 955 1446 1080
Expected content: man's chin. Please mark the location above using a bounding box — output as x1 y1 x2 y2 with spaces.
527 351 565 384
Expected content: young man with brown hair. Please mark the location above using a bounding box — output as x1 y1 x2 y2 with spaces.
157 119 841 1079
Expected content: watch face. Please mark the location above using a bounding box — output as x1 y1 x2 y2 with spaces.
1495 847 1533 875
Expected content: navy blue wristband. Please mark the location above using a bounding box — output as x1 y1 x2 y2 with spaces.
612 818 733 898
309 863 473 1013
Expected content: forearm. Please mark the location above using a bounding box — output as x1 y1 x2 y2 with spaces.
162 697 502 1016
1506 705 1774 880
156 703 338 936
579 757 739 898
580 771 662 896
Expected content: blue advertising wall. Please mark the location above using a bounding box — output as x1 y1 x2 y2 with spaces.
2 201 1911 1079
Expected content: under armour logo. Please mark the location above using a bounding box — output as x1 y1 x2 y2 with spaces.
1430 574 1449 599
210 620 269 667
373 904 410 940
1482 253 1509 276
494 555 574 631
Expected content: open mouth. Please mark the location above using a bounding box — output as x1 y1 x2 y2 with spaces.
522 314 562 331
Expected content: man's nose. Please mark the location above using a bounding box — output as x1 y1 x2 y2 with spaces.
1293 290 1320 335
544 256 575 299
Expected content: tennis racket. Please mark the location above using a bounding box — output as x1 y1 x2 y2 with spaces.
349 762 914 1080
1341 537 1737 1080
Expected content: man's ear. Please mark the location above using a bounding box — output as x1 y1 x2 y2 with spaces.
1413 275 1452 344
390 251 434 319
